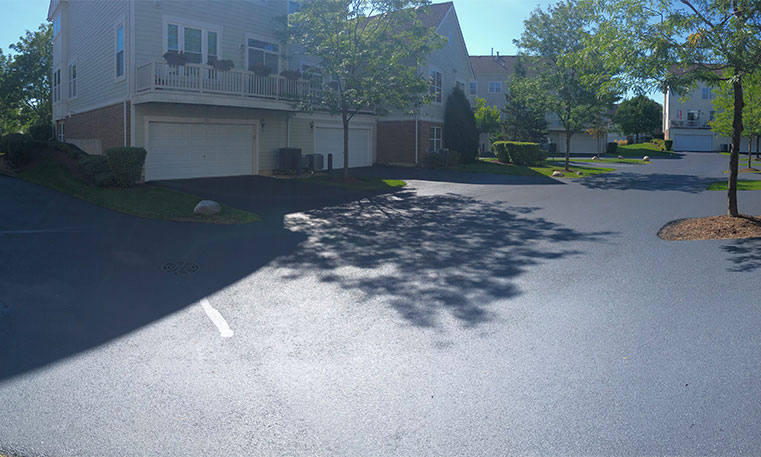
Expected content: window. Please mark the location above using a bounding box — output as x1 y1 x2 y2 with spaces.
53 14 61 38
115 24 124 79
469 81 477 96
429 69 442 103
53 68 61 103
702 87 714 100
709 110 715 121
429 126 442 152
248 38 279 73
68 61 77 98
456 80 465 92
165 22 220 66
687 110 700 121
488 81 502 93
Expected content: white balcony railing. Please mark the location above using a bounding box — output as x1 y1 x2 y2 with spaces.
136 62 311 101
670 119 710 129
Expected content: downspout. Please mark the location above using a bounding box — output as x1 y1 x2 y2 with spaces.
123 101 128 147
415 104 420 164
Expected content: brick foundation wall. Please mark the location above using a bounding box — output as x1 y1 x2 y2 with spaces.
377 120 444 164
60 102 130 154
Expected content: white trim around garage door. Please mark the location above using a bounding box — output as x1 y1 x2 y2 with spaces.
143 115 260 177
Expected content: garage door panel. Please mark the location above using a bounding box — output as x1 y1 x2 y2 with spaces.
146 122 255 181
314 127 372 168
673 134 712 152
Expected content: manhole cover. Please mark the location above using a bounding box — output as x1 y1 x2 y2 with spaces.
162 262 199 275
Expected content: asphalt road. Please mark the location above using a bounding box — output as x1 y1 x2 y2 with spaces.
2 152 761 456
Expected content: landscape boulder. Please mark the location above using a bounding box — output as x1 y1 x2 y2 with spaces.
618 155 624 160
552 170 564 177
576 171 583 176
643 155 651 162
193 200 222 216
592 155 599 161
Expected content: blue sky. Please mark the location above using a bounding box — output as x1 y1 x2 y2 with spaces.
0 0 543 57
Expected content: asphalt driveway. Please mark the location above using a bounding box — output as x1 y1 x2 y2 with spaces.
2 153 761 456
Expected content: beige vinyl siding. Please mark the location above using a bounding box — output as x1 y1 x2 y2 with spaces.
289 118 315 155
66 0 129 114
134 0 288 75
474 73 509 114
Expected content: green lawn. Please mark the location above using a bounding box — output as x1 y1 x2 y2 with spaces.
18 160 260 224
298 174 407 190
452 158 614 178
614 143 676 158
707 180 761 191
568 158 649 165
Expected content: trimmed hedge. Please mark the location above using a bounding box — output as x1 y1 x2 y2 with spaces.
492 141 545 166
0 133 35 168
105 147 147 187
606 142 618 154
28 124 53 142
664 139 673 151
423 149 461 169
78 154 114 187
53 141 88 160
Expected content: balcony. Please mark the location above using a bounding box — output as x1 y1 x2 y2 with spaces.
136 62 311 102
670 120 711 129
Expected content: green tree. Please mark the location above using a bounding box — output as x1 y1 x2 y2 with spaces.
712 71 761 167
516 0 618 171
287 0 444 178
614 95 662 143
443 87 479 162
500 74 549 143
592 0 761 216
0 24 52 133
473 97 500 135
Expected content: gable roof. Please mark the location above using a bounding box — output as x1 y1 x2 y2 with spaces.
469 55 517 76
416 1 453 29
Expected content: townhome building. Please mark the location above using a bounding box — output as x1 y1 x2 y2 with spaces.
469 53 609 155
376 2 475 165
664 82 752 152
48 0 378 181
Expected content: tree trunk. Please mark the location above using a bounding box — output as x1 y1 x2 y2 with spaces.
342 108 350 180
749 136 753 169
636 132 639 144
728 79 743 217
756 136 760 159
565 131 571 172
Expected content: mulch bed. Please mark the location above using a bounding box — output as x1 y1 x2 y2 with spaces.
659 215 761 241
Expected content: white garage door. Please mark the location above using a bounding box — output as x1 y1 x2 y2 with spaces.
314 127 372 168
673 134 713 152
145 121 256 181
570 135 601 155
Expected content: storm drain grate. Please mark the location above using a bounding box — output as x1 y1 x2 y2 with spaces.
162 261 200 275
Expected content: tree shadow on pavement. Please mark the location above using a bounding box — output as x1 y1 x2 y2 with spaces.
579 172 716 193
274 190 613 329
722 238 761 272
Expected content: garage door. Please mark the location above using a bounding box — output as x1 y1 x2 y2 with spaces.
673 134 713 152
145 121 256 181
570 135 600 154
314 127 372 168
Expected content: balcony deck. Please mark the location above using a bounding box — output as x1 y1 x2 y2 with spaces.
136 62 311 105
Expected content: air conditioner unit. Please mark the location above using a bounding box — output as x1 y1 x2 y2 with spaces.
278 148 302 173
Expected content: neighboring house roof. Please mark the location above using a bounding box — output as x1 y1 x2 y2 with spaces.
469 55 517 76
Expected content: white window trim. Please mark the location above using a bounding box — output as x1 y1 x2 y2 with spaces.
162 16 224 65
245 33 281 74
68 57 77 100
52 66 61 104
488 81 502 93
429 126 442 152
114 20 125 81
429 67 443 105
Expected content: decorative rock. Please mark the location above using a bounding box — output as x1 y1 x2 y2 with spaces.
576 171 584 176
643 155 651 162
592 155 599 161
193 200 222 216
552 171 564 177
618 155 624 160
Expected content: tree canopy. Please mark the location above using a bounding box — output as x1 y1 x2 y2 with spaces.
516 0 618 170
614 95 662 143
473 97 500 135
0 23 51 133
500 73 549 143
287 0 444 177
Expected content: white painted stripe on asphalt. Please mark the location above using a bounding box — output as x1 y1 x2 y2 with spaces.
200 299 234 338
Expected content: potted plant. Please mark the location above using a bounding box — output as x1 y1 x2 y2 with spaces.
212 59 235 71
252 63 272 77
280 70 301 81
163 51 186 66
